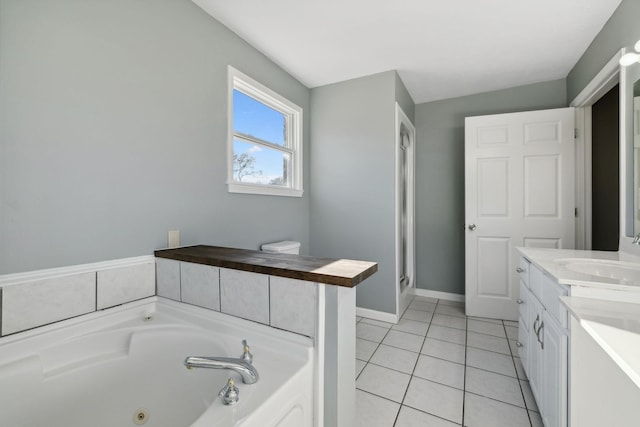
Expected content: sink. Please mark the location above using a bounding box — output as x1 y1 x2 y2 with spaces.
556 259 640 284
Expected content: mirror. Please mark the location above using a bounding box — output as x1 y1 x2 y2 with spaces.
622 57 640 239
634 78 640 235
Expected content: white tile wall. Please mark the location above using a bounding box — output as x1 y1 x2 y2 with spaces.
97 263 155 310
156 258 180 301
0 256 321 339
2 272 96 335
153 260 320 338
220 268 270 324
181 262 220 311
269 276 317 337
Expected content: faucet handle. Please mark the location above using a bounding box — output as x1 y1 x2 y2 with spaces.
219 378 239 405
241 339 253 365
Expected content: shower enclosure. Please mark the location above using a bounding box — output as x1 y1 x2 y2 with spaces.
396 103 416 316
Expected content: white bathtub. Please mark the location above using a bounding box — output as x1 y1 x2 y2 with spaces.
0 297 314 427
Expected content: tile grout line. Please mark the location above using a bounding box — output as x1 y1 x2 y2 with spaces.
503 319 535 427
358 296 451 427
463 364 522 380
402 298 464 426
397 296 436 426
464 389 531 411
359 296 537 426
357 320 395 373
392 296 422 426
461 309 468 427
356 307 410 423
393 297 430 426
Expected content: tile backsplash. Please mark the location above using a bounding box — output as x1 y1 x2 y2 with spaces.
180 262 220 311
2 272 96 335
270 276 317 337
0 257 155 336
156 258 181 301
97 263 156 310
157 259 318 338
0 256 318 339
220 268 270 324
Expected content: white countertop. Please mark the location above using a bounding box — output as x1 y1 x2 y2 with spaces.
560 296 640 389
517 247 640 291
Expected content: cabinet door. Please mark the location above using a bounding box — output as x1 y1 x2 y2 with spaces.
528 296 543 409
541 311 568 427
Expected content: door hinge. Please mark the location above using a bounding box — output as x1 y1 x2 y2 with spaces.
574 128 578 139
575 207 578 217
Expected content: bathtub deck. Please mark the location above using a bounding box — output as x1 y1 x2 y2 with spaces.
154 245 377 287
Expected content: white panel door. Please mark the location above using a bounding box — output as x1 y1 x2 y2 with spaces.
465 108 575 320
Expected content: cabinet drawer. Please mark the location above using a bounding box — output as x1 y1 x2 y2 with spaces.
541 273 569 329
518 280 530 330
518 257 530 286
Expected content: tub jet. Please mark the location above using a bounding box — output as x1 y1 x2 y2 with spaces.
133 409 149 425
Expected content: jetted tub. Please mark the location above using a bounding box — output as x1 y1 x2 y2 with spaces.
0 297 314 427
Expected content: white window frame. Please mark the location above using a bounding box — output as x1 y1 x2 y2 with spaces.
227 66 303 197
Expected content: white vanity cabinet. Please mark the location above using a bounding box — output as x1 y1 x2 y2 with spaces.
540 309 567 427
517 256 569 427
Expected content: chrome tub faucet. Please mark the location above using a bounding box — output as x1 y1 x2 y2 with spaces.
184 340 259 384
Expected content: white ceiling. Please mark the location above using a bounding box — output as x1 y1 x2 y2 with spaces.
193 0 622 104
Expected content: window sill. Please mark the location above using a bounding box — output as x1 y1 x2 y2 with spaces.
228 182 303 198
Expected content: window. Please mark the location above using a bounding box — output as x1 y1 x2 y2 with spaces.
228 66 303 197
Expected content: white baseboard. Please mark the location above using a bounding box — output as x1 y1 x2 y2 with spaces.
412 288 464 302
356 306 398 324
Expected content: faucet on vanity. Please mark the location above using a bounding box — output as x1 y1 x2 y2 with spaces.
633 233 640 245
184 340 259 384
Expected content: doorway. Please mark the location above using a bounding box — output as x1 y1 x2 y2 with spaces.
591 84 620 251
571 49 624 250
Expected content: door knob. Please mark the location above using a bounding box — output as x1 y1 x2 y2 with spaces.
468 224 477 231
516 299 523 304
516 267 524 273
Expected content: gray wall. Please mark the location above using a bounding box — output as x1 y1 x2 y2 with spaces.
415 0 640 297
0 0 310 274
310 71 402 314
414 79 568 295
567 0 640 102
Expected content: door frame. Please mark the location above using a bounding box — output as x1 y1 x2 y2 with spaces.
570 49 624 249
395 103 416 319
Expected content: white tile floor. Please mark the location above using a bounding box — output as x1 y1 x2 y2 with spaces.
356 296 542 427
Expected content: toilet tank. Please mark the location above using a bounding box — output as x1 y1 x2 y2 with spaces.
261 241 301 255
